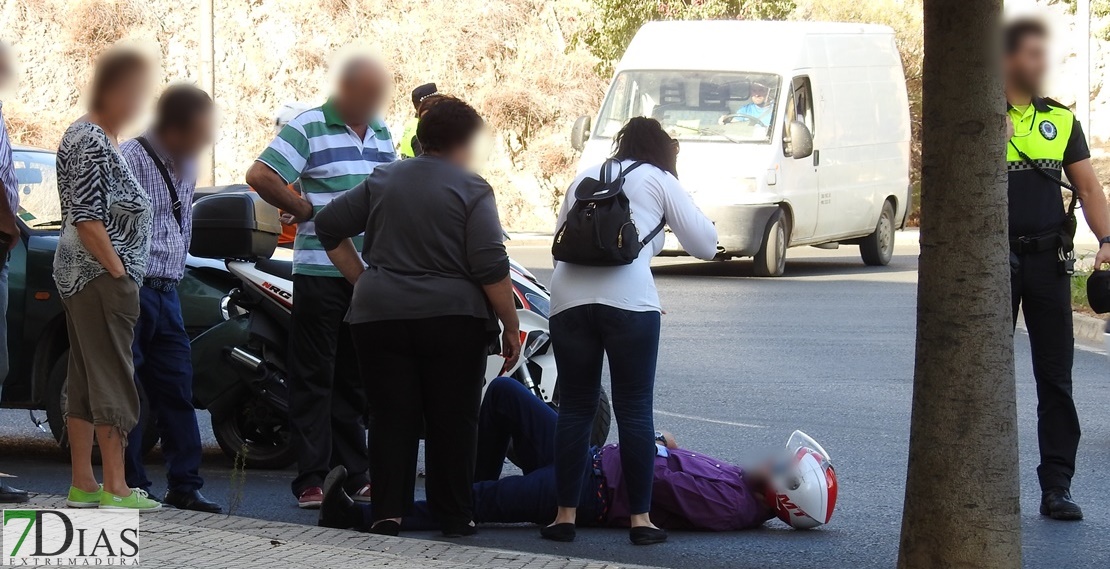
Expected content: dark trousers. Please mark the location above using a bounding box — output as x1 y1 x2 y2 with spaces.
550 304 660 515
125 286 203 493
351 316 487 527
360 378 598 530
289 274 368 496
1011 248 1080 491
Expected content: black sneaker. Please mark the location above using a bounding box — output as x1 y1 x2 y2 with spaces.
1040 488 1083 521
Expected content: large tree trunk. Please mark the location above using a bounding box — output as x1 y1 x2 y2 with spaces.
897 1 1021 568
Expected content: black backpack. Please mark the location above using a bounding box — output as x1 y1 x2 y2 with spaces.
552 160 666 266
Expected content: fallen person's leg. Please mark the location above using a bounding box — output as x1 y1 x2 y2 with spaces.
320 461 600 531
477 377 560 480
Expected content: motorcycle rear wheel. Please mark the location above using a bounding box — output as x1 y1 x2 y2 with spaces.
212 396 296 470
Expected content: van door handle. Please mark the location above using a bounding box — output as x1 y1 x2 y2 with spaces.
813 150 820 167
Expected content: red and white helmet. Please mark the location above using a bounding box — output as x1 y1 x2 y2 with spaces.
765 430 838 530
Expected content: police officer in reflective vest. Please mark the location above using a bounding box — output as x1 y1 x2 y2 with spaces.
1004 19 1110 521
398 82 439 159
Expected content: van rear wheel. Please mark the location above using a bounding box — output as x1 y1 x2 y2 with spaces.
860 201 895 266
753 209 788 277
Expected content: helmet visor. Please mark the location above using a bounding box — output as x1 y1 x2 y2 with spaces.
786 430 831 463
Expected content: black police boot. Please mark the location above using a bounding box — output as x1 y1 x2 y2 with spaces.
1040 488 1083 521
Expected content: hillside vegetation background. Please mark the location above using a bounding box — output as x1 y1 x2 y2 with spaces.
1 0 1107 230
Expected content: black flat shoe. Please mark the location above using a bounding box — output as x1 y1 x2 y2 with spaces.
165 489 222 514
369 520 401 536
0 483 29 504
630 526 667 545
1040 488 1083 521
540 523 576 542
318 466 362 530
442 522 477 538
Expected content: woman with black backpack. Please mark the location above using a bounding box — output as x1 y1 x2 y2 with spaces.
543 117 718 545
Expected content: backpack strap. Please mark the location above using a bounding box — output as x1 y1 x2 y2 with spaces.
599 160 647 184
621 160 647 177
640 216 666 247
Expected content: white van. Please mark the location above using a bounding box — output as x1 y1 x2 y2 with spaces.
570 21 912 276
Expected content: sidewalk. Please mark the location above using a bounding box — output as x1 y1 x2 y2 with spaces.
11 494 657 569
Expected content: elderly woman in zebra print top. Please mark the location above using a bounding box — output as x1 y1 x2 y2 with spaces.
52 47 158 511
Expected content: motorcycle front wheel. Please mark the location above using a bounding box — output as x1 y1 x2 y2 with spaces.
212 395 296 470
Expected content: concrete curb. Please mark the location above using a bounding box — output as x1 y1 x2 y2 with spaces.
1073 311 1107 342
14 494 659 569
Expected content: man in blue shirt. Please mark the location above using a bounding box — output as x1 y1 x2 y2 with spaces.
120 85 221 513
725 83 774 125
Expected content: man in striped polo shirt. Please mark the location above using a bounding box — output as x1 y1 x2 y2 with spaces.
246 56 395 508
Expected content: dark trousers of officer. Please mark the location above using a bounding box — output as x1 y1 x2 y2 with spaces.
125 285 204 493
288 275 369 496
1011 247 1081 491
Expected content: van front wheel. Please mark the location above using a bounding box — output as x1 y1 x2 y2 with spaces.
753 209 788 277
860 201 895 266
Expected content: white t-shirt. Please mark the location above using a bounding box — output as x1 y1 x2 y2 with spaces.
550 160 718 316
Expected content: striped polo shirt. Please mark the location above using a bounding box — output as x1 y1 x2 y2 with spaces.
256 99 396 276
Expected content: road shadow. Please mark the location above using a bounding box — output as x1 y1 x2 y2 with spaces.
650 254 919 279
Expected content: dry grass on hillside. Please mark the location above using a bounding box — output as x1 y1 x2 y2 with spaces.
2 0 604 231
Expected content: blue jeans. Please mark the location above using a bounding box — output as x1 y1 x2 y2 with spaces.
550 304 660 515
124 286 204 493
360 378 599 530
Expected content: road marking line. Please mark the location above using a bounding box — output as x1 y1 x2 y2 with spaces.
653 409 766 429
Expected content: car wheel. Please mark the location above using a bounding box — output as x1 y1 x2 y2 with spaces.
861 201 896 266
753 209 789 277
45 349 158 460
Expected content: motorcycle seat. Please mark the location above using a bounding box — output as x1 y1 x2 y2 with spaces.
255 258 293 282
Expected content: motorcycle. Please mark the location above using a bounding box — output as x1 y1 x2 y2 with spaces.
189 193 611 469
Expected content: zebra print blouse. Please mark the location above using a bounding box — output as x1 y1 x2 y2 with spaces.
53 121 152 298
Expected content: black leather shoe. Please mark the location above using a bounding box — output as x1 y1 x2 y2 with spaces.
1040 488 1083 521
0 483 29 503
165 489 222 514
540 523 576 542
369 520 401 536
442 522 477 538
318 466 361 530
630 526 667 545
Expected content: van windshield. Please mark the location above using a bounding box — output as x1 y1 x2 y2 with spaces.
594 71 781 143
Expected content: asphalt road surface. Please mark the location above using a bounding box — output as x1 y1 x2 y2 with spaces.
2 232 1109 568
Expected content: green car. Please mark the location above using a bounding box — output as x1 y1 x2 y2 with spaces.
0 145 239 453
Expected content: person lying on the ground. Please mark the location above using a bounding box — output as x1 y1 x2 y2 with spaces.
319 377 838 533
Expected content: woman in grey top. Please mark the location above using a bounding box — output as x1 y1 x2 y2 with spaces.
54 48 157 511
315 97 520 537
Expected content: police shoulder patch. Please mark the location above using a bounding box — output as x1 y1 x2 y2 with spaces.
1039 120 1058 140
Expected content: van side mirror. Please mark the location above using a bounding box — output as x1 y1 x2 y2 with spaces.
571 115 591 151
787 121 813 159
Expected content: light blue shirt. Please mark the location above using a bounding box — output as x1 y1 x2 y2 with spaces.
735 102 774 124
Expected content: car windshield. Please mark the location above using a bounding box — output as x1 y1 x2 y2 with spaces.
594 70 782 143
12 149 61 229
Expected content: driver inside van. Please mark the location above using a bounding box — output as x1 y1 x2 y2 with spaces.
721 83 774 125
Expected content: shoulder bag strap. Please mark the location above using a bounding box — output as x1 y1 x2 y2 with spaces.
1009 140 1080 217
135 136 184 229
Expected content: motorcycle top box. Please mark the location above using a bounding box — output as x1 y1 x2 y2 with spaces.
191 192 281 259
